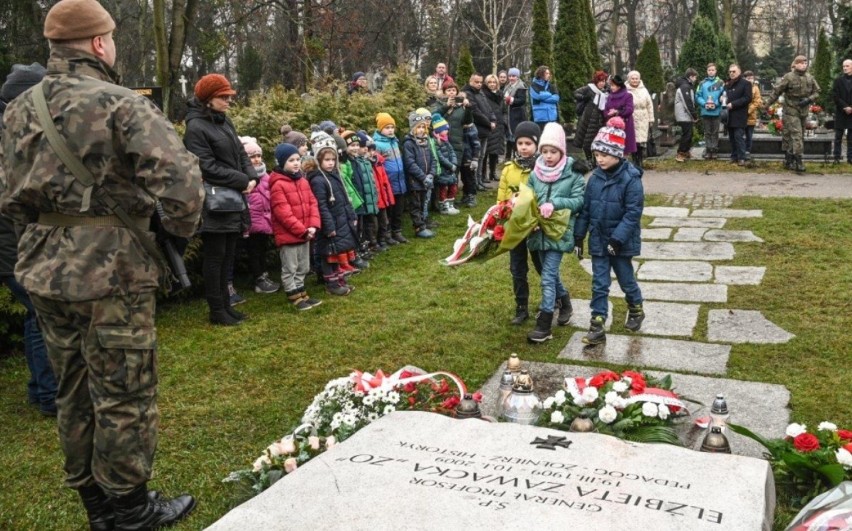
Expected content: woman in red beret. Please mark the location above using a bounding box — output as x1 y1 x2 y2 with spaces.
184 74 258 325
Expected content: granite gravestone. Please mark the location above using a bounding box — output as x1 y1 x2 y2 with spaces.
209 412 775 531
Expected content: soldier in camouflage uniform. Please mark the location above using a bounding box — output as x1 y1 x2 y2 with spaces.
0 0 204 529
765 55 820 173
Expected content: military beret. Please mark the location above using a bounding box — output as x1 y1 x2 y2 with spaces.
44 0 116 41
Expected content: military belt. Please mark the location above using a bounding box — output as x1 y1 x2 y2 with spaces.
38 212 149 231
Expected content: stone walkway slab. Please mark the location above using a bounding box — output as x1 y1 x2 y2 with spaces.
691 209 763 218
704 230 764 243
643 206 690 217
480 362 791 459
714 266 766 285
610 282 728 303
558 332 731 375
707 310 795 344
673 228 708 241
638 260 713 282
640 242 735 260
650 217 727 229
640 301 700 337
640 228 673 240
553 299 613 329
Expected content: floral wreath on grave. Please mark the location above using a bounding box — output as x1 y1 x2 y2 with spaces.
537 370 694 445
224 367 480 494
729 421 852 507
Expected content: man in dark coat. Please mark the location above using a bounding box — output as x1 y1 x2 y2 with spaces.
832 59 852 163
462 74 495 189
723 64 752 165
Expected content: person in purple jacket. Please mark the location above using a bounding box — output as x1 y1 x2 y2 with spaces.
603 75 636 157
241 137 281 294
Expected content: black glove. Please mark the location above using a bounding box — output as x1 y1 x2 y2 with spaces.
572 158 591 174
574 237 584 259
607 239 622 256
797 98 813 107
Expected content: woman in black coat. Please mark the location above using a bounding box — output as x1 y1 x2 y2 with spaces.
184 74 258 325
574 71 609 161
503 67 528 158
484 74 506 181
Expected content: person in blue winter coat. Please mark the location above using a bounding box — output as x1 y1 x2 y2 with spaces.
695 63 725 159
529 65 560 129
573 117 645 345
373 112 409 244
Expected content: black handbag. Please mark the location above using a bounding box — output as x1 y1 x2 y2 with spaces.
203 182 245 212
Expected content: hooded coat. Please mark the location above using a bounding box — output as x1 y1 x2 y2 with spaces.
627 81 655 144
604 88 637 154
674 76 697 123
307 167 358 256
269 169 321 246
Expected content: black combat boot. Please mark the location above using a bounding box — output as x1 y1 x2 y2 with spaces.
582 316 606 345
112 484 195 531
794 155 806 173
556 294 573 326
510 305 529 326
784 152 794 170
78 485 114 531
527 311 554 343
625 304 645 332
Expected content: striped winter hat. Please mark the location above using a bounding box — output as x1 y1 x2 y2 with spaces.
591 117 627 159
431 113 450 134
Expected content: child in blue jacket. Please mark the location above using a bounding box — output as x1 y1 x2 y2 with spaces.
573 117 645 345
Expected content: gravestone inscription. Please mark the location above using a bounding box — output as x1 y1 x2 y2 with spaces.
209 412 774 531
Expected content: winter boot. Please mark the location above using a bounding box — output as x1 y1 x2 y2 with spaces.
416 227 435 238
510 305 529 326
298 288 323 308
556 294 573 326
78 485 114 531
625 304 645 332
527 311 554 343
582 316 607 345
326 280 351 296
784 152 794 170
392 231 409 244
225 305 247 322
794 155 806 173
254 273 280 294
439 200 449 214
287 289 312 311
382 235 398 246
351 256 370 270
112 483 195 530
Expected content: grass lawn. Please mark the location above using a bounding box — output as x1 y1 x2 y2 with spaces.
1 189 850 530
645 157 852 174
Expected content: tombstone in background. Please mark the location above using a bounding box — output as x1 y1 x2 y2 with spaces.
131 86 163 111
209 411 775 531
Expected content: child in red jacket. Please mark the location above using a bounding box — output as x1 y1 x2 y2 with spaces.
269 143 323 310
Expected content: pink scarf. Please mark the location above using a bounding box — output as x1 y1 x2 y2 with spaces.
533 154 566 183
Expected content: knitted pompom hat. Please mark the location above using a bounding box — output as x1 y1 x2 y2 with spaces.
431 113 450 135
310 130 338 159
591 117 627 159
538 122 566 155
239 136 262 156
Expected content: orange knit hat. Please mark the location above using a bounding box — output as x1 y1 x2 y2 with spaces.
194 74 236 103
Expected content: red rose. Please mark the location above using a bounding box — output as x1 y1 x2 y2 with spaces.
403 382 417 393
622 370 646 393
408 396 417 406
844 443 852 453
493 225 505 241
441 396 460 409
837 429 852 442
399 370 416 379
589 370 619 388
793 433 820 453
484 214 498 230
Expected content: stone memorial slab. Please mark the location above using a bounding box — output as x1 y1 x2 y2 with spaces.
638 260 713 282
558 333 730 374
640 242 735 261
672 228 708 241
209 411 775 531
691 209 763 218
641 228 673 240
610 282 728 303
639 302 700 337
707 310 795 344
579 259 638 278
480 362 791 460
649 217 727 229
703 230 764 243
642 206 690 218
714 266 766 285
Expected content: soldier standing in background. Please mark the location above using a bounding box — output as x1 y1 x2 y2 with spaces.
765 55 820 173
0 0 204 529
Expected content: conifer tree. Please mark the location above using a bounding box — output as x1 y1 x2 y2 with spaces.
636 36 665 97
832 5 852 72
582 0 600 69
456 45 475 84
553 0 594 122
698 0 719 33
813 28 833 112
678 16 718 74
531 0 553 73
716 33 737 76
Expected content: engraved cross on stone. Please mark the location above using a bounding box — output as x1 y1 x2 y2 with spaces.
531 436 573 451
178 75 188 98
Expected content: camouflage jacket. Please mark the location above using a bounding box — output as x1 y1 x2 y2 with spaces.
766 70 820 107
0 47 204 301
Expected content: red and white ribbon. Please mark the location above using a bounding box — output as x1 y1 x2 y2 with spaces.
351 368 467 397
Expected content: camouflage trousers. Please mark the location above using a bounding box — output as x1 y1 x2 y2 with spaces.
29 292 159 497
782 105 807 155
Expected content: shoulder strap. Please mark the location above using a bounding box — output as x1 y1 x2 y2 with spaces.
32 81 173 286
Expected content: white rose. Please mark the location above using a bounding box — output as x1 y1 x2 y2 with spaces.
642 402 658 417
785 423 807 438
308 436 321 450
325 436 336 449
818 422 838 432
253 455 271 472
658 405 670 420
543 397 556 409
554 391 567 406
284 457 298 473
604 391 620 405
581 387 599 403
280 437 296 454
550 411 565 424
622 376 632 385
612 381 628 393
599 405 617 424
835 448 852 470
268 442 286 456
